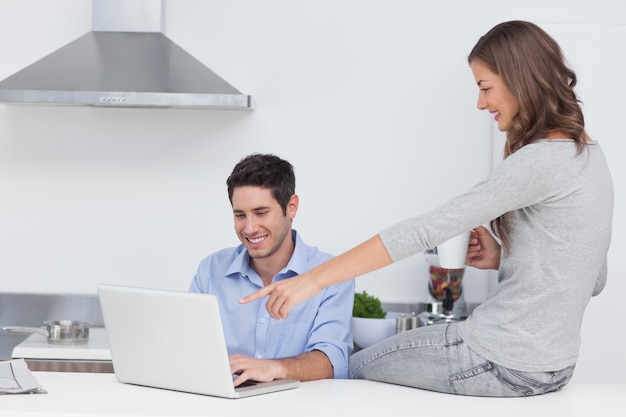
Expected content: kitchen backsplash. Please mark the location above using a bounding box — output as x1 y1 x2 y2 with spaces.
0 293 103 359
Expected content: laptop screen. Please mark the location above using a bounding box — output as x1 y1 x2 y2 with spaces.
98 284 299 398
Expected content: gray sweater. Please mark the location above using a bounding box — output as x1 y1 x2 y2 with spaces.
380 139 613 372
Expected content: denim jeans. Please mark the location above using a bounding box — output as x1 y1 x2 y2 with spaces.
348 321 575 397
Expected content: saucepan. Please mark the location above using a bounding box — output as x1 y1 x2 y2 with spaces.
2 320 91 345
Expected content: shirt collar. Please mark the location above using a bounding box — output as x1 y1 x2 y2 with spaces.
226 229 307 280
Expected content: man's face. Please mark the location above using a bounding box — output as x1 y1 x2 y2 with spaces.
231 186 297 261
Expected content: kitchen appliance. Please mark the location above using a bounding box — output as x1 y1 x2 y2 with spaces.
0 0 252 109
419 248 469 326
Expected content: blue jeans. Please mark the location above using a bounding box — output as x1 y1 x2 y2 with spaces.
348 322 575 397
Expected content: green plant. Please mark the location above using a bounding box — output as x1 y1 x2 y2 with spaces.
352 291 387 318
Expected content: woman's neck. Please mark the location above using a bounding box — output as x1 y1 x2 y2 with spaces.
545 131 570 139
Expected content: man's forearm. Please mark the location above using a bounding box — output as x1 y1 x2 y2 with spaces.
275 349 333 381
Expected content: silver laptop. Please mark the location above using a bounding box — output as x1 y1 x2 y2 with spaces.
97 284 300 398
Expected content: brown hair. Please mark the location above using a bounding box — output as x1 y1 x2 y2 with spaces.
468 21 588 250
227 153 295 216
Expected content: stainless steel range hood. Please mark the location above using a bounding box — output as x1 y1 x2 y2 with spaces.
0 0 252 109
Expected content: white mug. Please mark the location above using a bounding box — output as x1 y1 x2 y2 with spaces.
436 231 470 269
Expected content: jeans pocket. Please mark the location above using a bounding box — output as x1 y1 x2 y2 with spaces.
450 361 574 397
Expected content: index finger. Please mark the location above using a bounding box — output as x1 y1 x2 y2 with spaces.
239 284 273 304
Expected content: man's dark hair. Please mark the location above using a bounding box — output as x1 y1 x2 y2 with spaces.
227 154 295 215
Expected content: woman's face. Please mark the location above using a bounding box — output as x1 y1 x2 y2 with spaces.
470 59 519 132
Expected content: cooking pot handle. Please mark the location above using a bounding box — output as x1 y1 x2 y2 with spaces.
2 326 50 337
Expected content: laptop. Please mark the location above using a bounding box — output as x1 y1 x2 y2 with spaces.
97 284 300 398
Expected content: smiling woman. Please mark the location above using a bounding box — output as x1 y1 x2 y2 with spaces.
240 21 614 396
472 60 519 132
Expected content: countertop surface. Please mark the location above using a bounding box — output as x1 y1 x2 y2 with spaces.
11 328 111 361
0 371 624 417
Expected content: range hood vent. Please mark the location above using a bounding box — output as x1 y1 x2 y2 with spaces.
0 0 252 109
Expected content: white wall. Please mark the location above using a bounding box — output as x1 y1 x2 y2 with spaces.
0 0 624 383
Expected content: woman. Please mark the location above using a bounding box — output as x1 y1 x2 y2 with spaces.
241 21 614 397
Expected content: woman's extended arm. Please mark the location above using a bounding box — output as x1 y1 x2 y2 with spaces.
240 235 393 320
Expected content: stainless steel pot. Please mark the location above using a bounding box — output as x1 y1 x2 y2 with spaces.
2 320 90 345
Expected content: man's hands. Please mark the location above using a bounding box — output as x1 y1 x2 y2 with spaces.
230 354 286 387
230 350 332 387
465 226 501 270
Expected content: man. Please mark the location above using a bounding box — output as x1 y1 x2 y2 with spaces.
189 153 354 387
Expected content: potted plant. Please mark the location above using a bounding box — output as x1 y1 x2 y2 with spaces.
351 291 396 349
353 290 387 318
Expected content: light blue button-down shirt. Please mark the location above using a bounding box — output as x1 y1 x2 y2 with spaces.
189 230 354 379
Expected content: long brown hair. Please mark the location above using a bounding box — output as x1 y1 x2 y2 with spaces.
468 21 588 251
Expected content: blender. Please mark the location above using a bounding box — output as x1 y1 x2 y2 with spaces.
419 232 470 326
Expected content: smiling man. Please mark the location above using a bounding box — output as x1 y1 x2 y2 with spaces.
189 153 354 387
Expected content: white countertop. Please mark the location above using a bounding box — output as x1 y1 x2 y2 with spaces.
0 372 624 417
12 328 111 361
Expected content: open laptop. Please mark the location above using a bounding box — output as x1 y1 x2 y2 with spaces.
97 284 300 398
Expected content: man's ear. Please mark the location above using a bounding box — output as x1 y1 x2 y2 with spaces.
287 194 299 220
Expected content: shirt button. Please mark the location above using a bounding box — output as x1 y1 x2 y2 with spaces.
256 354 263 359
260 318 266 324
